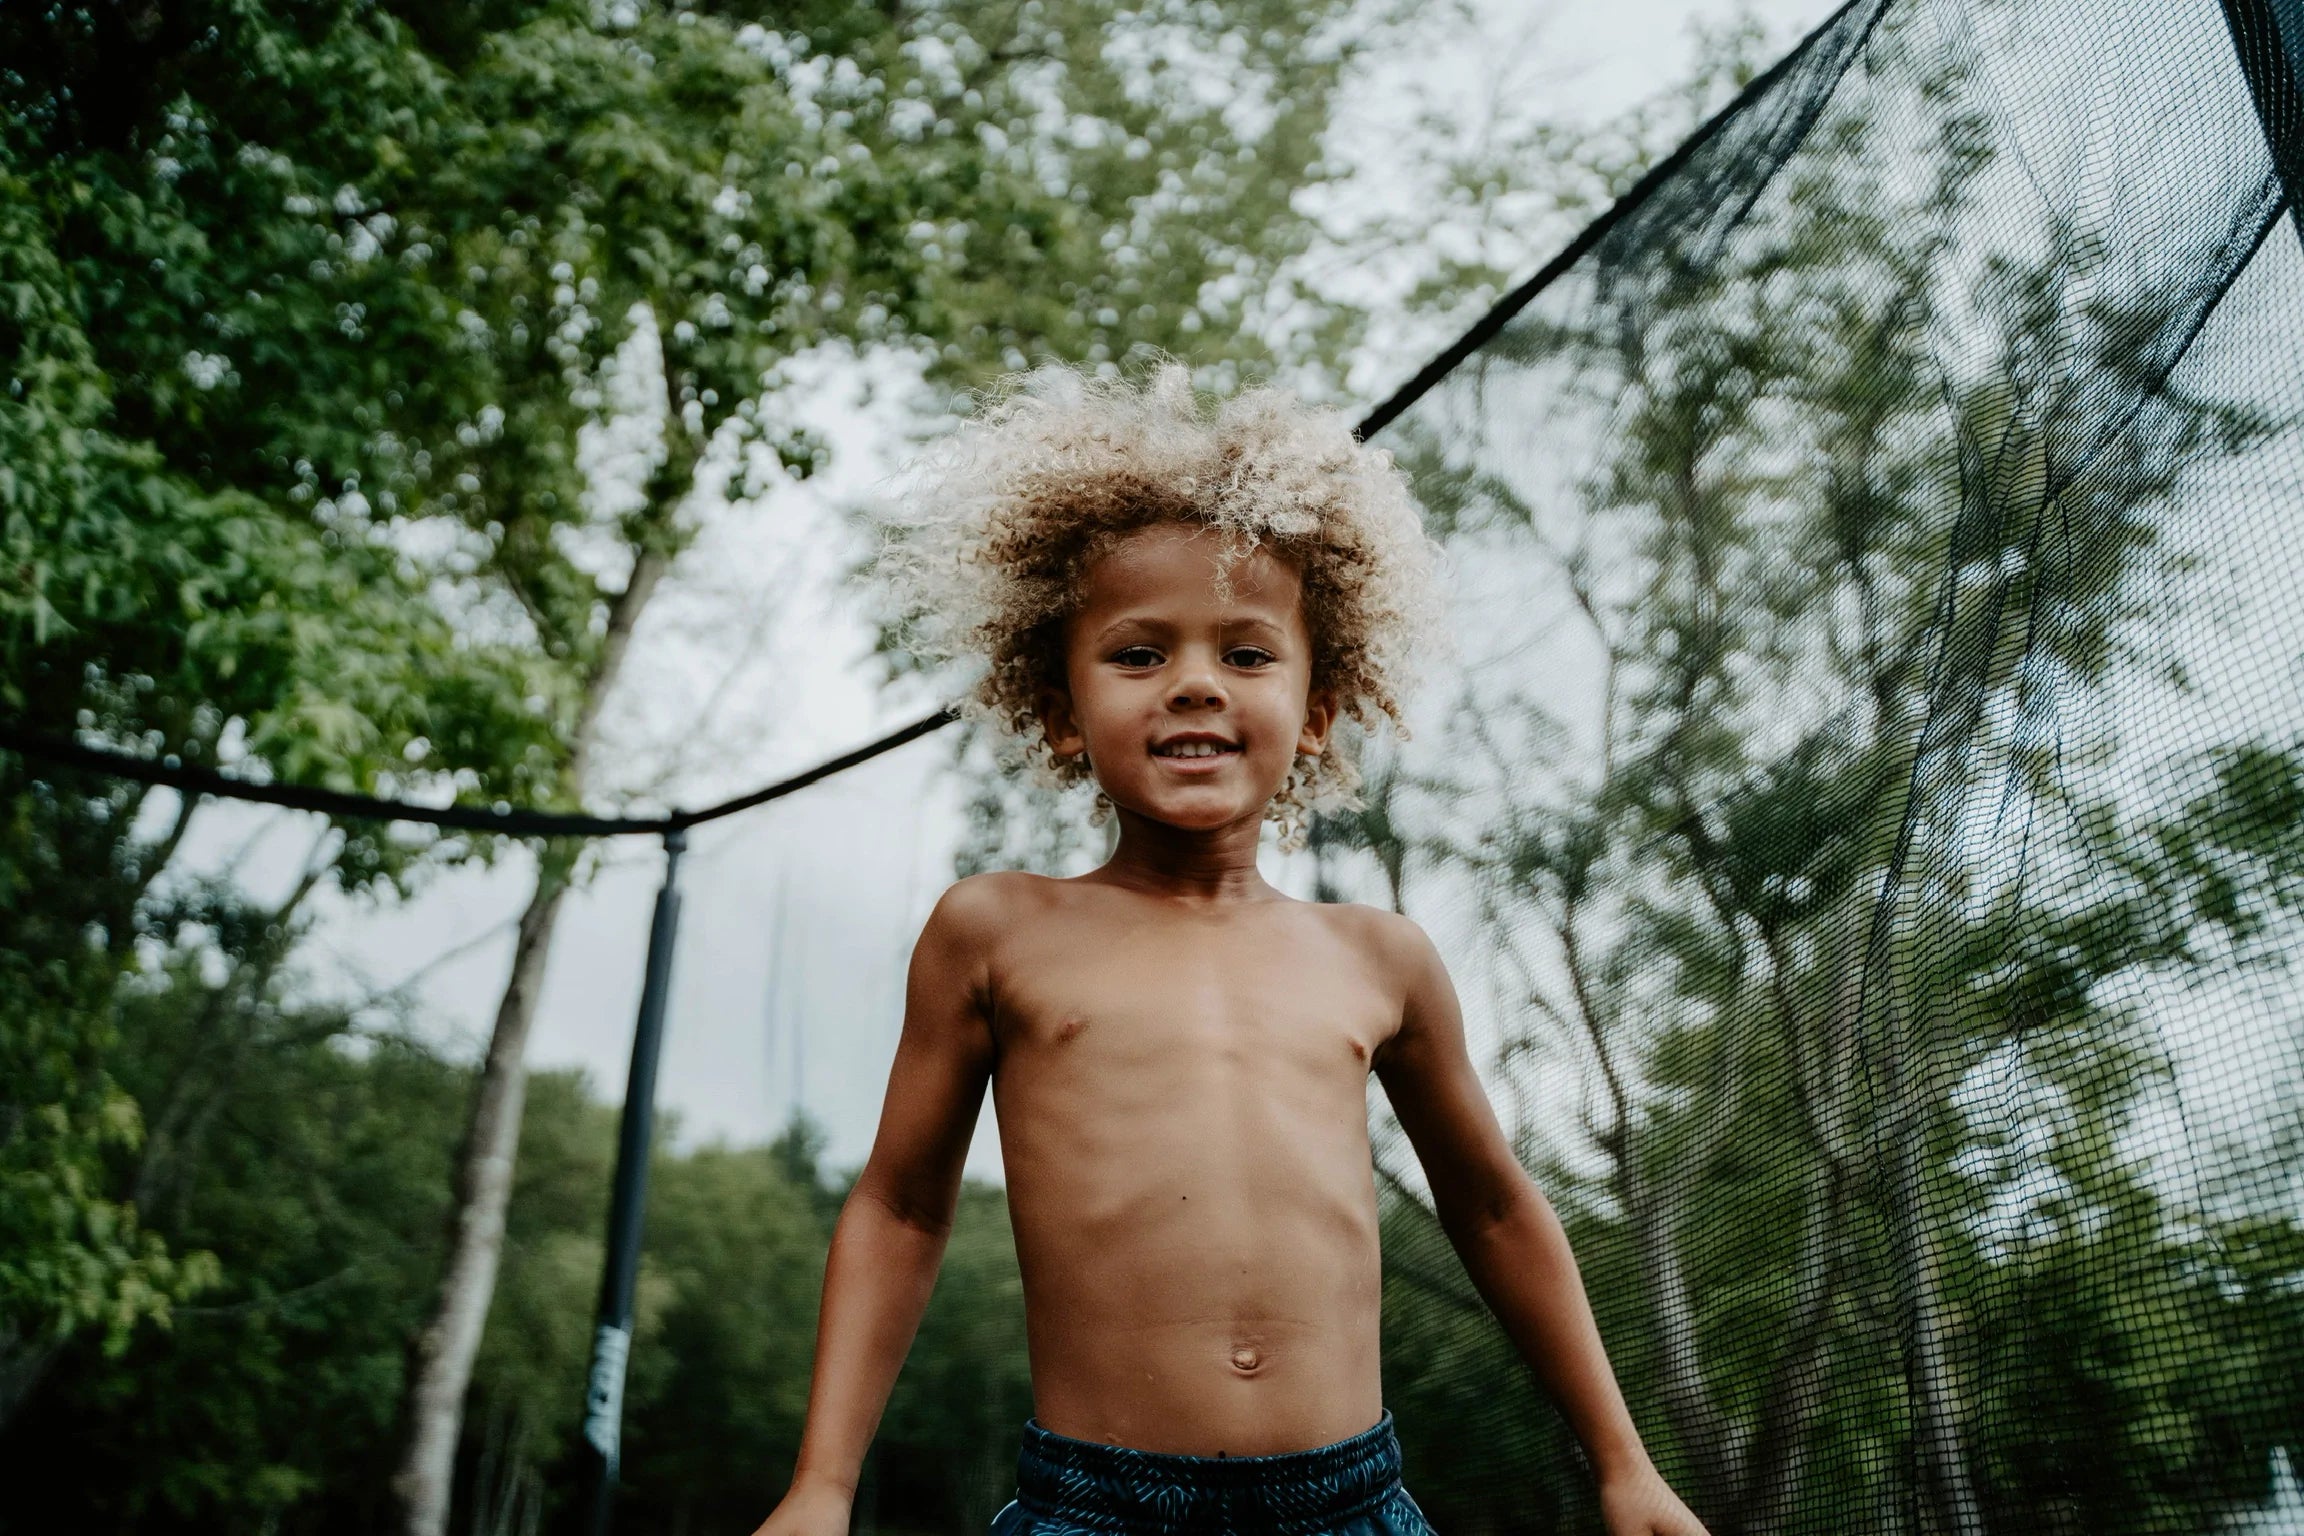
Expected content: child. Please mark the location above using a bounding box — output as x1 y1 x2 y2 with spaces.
753 366 1709 1536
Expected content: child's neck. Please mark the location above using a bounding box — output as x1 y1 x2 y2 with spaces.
1094 808 1277 903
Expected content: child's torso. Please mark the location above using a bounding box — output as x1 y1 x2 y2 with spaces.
984 881 1399 1456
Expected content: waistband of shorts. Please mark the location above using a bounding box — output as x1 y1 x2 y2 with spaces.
1014 1410 1402 1533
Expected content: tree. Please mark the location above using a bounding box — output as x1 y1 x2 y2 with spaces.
0 0 575 1423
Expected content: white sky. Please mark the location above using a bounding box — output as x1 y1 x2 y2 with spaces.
148 0 1857 1184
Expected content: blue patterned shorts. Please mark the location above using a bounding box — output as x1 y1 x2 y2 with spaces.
988 1410 1436 1535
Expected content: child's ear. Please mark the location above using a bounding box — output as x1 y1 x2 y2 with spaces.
1296 687 1338 757
1038 684 1088 762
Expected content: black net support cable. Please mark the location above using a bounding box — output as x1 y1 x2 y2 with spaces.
0 707 959 838
0 394 1421 837
1355 0 1885 444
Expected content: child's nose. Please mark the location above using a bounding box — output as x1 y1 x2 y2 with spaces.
1169 658 1227 708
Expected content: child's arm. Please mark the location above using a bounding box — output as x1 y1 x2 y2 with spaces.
1370 916 1710 1536
751 881 1001 1536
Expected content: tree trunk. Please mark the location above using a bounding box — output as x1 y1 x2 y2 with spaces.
1728 937 1868 1535
1862 922 1985 1536
1560 899 1742 1515
1730 1155 1847 1536
392 406 688 1536
392 861 573 1536
1622 1156 1740 1511
1891 1108 1985 1536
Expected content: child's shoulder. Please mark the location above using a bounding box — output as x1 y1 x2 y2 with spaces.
917 869 1068 943
1302 898 1447 979
1302 903 1455 1034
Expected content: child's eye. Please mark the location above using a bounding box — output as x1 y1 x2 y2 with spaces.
1110 646 1163 667
1225 647 1277 668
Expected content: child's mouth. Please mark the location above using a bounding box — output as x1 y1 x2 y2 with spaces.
1151 737 1242 765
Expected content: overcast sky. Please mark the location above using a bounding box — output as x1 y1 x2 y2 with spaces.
154 0 1851 1184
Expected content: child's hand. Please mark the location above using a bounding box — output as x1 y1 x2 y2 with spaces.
1598 1466 1711 1536
748 1473 853 1536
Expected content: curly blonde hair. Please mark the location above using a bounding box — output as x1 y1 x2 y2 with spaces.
876 361 1443 846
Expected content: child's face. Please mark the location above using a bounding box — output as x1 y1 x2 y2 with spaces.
1040 523 1335 837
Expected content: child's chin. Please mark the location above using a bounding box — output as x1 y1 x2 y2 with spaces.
1135 792 1272 829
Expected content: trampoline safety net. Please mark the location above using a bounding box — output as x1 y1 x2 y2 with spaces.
7 0 2304 1533
1349 0 2304 1531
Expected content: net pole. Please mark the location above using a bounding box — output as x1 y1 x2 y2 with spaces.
580 827 688 1534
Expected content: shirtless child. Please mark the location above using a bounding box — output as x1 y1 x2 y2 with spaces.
753 366 1709 1536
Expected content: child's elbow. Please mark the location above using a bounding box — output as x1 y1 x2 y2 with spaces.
1444 1169 1549 1244
845 1170 956 1239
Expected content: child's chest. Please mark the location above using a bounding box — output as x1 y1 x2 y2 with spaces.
985 909 1398 1076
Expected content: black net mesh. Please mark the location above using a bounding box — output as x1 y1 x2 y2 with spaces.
1343 0 2304 1529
